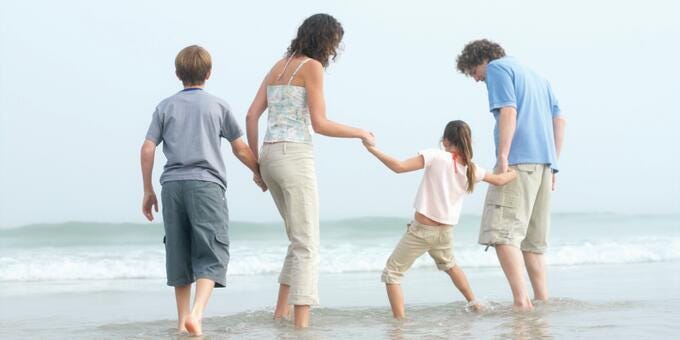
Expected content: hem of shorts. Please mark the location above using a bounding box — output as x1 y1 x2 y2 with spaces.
519 247 547 254
288 295 319 306
478 240 520 249
167 278 195 287
437 263 458 271
381 273 402 284
194 273 227 288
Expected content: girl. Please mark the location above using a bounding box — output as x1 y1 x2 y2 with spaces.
245 13 374 328
363 120 516 318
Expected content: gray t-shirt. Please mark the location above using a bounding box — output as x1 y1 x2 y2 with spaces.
145 89 243 189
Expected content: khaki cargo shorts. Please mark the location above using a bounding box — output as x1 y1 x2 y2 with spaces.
382 220 456 284
479 164 552 254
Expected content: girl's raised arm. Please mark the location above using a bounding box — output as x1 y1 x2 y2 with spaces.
364 143 424 174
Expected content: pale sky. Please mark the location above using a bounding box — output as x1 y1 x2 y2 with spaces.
1 0 678 228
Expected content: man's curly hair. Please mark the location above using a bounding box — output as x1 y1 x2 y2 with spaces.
456 39 506 74
286 13 344 68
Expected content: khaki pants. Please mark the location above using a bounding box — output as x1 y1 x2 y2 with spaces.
382 220 456 284
260 142 319 305
479 164 552 253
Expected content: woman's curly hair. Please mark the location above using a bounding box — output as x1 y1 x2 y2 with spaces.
286 13 344 68
456 39 506 74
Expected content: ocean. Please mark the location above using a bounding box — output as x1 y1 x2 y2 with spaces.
1 214 679 339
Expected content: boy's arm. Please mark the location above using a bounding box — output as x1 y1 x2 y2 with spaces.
140 139 159 221
363 143 424 174
483 169 517 186
230 137 267 191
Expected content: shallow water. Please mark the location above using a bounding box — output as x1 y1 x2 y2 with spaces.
91 298 675 339
1 214 679 339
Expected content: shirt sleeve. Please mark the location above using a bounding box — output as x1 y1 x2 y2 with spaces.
220 103 244 142
145 107 163 145
417 149 439 168
486 63 516 113
473 164 486 183
547 81 562 118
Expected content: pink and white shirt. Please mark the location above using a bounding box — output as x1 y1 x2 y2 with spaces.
413 149 486 225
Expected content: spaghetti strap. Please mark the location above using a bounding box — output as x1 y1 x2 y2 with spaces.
287 58 311 85
276 56 294 81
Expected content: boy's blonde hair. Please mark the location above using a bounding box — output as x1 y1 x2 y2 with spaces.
175 45 211 86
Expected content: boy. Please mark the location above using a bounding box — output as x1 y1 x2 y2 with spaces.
140 45 265 336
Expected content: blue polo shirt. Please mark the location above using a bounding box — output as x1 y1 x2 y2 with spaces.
486 57 562 172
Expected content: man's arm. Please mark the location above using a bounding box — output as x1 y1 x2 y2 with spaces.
140 140 158 221
496 106 517 173
553 115 566 159
552 115 566 190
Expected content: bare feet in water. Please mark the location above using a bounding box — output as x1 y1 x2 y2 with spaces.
273 304 294 322
184 314 202 336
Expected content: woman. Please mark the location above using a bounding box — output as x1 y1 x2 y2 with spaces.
245 13 374 328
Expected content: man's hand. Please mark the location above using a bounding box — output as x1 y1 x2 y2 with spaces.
142 191 158 221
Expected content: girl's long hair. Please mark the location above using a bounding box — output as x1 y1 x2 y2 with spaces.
443 120 476 193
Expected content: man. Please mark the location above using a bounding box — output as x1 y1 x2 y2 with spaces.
456 39 566 310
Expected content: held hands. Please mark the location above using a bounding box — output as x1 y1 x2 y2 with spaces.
360 130 376 147
142 191 158 221
253 172 268 192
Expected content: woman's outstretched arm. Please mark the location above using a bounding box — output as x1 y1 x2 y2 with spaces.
304 60 374 145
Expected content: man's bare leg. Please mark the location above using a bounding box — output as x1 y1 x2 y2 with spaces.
496 245 533 310
523 251 548 301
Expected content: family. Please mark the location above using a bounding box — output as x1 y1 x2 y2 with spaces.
140 13 566 336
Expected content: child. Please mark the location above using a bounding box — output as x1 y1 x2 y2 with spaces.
140 45 265 336
363 120 516 318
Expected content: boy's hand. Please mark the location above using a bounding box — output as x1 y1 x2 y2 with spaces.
142 191 159 221
253 173 268 192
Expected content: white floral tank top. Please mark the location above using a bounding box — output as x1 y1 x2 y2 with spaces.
263 57 313 144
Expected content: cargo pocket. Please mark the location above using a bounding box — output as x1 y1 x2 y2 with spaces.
214 233 230 263
480 189 520 247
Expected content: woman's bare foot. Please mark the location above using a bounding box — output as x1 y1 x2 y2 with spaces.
274 304 294 321
184 314 203 336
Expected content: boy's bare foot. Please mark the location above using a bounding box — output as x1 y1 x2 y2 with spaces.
184 315 203 336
